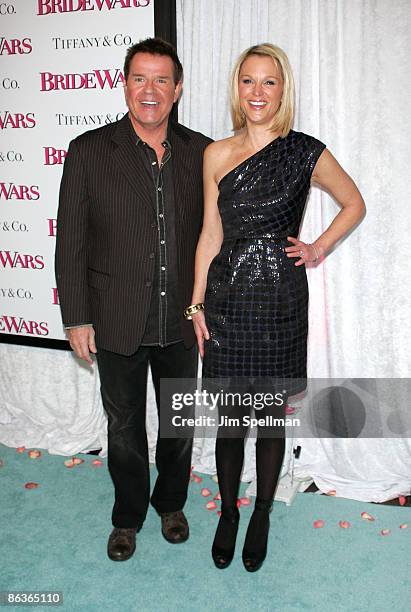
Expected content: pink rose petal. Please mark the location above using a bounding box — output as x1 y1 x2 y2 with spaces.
213 491 221 501
399 496 406 506
91 459 103 467
339 521 351 529
24 482 39 489
201 488 212 497
64 456 84 468
206 500 217 510
380 529 391 536
28 450 41 459
239 497 251 506
217 510 222 517
192 474 203 484
361 512 375 522
399 523 408 530
313 520 325 529
326 490 336 496
236 499 241 508
17 446 26 453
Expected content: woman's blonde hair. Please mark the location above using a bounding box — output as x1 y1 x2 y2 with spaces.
230 43 294 137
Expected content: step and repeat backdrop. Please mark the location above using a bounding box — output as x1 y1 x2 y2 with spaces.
1 0 154 342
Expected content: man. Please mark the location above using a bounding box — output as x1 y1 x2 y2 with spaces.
55 38 211 561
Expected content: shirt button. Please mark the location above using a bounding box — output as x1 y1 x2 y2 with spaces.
157 187 162 192
160 240 165 245
161 291 166 296
161 266 165 271
159 213 163 218
146 281 152 287
149 252 155 259
151 161 156 165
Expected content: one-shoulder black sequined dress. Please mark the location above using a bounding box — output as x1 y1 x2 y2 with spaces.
202 130 326 395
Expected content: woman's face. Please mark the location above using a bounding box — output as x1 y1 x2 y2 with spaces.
238 54 284 127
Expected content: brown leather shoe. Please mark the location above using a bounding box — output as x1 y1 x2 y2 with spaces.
160 510 189 543
107 527 137 561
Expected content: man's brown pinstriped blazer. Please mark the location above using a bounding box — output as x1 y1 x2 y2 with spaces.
55 113 212 355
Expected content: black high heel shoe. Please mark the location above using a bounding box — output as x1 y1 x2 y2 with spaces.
242 498 273 572
211 507 240 569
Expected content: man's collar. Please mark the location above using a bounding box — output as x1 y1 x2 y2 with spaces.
126 114 172 149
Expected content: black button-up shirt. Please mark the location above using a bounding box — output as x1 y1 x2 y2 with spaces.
128 119 181 347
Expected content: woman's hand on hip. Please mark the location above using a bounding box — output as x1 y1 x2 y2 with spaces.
285 236 320 266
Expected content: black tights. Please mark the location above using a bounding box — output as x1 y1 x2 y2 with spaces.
215 380 287 509
213 428 285 555
211 380 287 554
216 434 286 510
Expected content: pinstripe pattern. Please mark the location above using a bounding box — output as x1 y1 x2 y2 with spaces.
55 114 211 355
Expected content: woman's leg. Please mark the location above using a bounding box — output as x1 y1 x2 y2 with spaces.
211 379 249 568
216 436 245 510
242 387 287 571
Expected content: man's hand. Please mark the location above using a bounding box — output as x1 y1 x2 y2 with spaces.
66 326 97 365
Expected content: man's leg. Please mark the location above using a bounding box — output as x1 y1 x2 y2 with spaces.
149 342 197 539
96 346 150 531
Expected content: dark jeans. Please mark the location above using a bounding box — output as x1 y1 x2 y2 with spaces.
96 341 197 529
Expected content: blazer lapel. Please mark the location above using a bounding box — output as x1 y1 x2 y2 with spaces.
111 114 155 214
169 122 193 225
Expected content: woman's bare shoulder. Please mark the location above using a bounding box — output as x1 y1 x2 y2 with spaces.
204 135 241 163
206 135 241 153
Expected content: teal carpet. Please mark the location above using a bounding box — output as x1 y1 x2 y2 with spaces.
0 443 409 612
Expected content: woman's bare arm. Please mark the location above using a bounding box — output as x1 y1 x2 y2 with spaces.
286 149 366 264
190 142 225 356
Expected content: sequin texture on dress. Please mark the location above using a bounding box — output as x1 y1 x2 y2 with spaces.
202 130 326 395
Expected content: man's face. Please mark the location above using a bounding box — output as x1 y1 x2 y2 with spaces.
124 52 182 133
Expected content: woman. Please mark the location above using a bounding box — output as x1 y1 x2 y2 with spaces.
185 43 365 572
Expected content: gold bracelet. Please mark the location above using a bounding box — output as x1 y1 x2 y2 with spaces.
183 303 204 320
311 243 320 262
